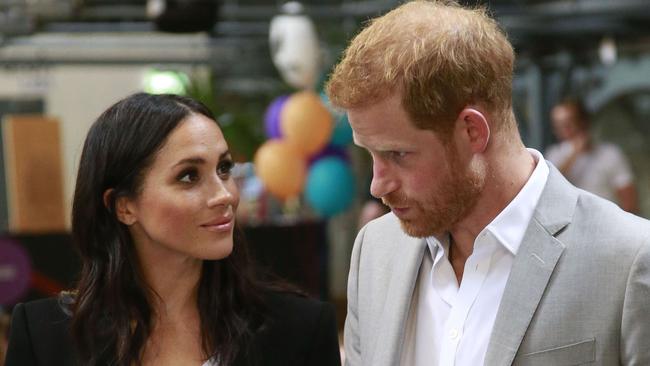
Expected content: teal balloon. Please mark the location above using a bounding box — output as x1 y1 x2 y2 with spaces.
319 90 331 106
319 92 353 146
305 157 356 217
330 114 353 146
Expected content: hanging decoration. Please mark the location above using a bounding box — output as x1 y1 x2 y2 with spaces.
269 1 320 90
253 1 357 217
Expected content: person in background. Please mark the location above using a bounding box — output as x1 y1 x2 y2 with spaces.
546 99 639 213
5 93 341 366
326 1 650 365
357 198 390 230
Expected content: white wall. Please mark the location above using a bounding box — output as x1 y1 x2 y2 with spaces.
0 67 49 99
46 66 149 227
1 65 160 228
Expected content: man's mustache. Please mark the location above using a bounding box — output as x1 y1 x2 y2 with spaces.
381 192 408 208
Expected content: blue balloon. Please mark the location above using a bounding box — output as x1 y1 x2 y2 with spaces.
330 114 353 146
305 157 356 217
319 91 332 108
319 92 353 146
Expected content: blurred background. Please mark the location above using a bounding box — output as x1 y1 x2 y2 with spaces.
2 0 650 360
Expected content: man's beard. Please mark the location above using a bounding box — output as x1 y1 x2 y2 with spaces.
383 152 486 238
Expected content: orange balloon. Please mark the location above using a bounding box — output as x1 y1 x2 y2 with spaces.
280 91 333 156
254 140 306 200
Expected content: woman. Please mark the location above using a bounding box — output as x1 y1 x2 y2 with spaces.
5 93 341 366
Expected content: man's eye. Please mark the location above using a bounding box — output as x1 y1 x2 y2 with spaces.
218 160 234 178
389 151 407 159
178 169 199 183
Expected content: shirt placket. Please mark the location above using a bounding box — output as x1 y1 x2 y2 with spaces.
437 232 493 366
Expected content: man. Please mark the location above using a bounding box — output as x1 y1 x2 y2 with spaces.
547 99 638 213
326 1 650 366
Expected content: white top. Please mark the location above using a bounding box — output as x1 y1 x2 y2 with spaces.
401 149 549 366
545 141 633 202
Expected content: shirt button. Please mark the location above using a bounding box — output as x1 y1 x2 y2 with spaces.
449 328 459 340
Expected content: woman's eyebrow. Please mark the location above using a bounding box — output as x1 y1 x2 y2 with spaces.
173 151 231 167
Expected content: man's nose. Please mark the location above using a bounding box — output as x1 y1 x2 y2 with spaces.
369 160 398 199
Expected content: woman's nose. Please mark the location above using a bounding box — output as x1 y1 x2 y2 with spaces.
206 178 237 209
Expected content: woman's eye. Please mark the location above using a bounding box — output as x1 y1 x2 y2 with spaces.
217 160 234 178
178 169 199 183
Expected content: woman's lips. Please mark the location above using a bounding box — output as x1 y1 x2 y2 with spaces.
201 217 234 232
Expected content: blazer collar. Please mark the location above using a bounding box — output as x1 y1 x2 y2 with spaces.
484 164 578 366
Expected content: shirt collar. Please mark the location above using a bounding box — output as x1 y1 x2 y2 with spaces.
426 148 549 257
484 148 549 255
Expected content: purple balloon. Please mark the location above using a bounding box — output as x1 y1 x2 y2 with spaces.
264 95 289 139
0 238 32 305
309 145 349 166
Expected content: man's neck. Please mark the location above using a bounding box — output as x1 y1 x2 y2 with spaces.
449 146 536 283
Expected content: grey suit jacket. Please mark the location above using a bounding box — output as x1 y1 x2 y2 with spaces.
344 165 650 366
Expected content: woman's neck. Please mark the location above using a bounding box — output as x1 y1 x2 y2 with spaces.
137 253 207 365
136 247 203 319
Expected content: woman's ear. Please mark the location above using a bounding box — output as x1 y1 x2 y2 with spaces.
103 189 137 225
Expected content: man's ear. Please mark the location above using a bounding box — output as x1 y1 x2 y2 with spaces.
456 107 490 153
103 189 137 225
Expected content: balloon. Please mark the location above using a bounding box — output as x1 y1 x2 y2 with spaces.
264 95 288 139
308 145 349 166
254 140 306 200
319 91 352 146
305 157 356 217
281 91 333 156
330 114 353 146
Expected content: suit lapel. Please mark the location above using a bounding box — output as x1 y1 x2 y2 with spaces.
484 220 565 366
484 165 578 366
371 235 426 366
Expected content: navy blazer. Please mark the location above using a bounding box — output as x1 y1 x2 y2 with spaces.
6 291 341 366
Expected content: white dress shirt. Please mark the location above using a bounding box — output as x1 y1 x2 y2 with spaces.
401 149 549 366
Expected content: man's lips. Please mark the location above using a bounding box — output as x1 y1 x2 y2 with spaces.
390 206 410 217
382 197 410 217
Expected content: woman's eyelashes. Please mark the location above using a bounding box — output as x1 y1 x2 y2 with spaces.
177 167 199 184
217 159 234 178
176 158 234 184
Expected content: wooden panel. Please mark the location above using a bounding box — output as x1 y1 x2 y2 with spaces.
2 115 66 233
0 99 45 233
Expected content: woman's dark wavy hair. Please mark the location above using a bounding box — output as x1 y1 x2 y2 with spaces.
66 92 266 365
